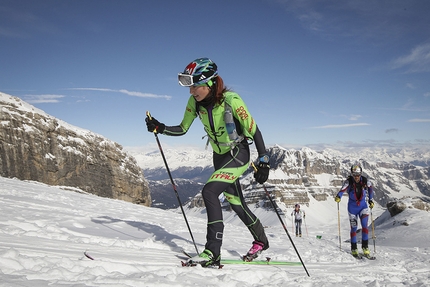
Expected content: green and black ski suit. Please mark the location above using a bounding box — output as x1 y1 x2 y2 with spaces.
161 91 269 258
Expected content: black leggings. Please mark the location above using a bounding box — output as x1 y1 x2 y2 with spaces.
202 143 268 258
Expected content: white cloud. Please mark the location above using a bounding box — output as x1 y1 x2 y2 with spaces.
391 43 430 73
70 88 171 100
408 118 430 123
349 114 362 121
406 83 416 89
23 94 65 104
276 1 430 44
311 123 370 129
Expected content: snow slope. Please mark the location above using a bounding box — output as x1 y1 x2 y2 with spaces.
0 176 429 286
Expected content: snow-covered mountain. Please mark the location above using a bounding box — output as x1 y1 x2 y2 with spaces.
128 144 430 209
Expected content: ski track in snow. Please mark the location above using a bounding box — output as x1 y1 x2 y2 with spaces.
0 177 429 286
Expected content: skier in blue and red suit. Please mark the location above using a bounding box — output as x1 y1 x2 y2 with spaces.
335 164 374 257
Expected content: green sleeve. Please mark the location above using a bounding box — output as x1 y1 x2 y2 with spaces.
163 95 197 136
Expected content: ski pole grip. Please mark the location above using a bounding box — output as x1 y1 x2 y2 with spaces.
251 162 257 172
146 111 152 120
145 111 158 134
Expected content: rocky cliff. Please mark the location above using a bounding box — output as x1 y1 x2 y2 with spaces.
0 92 151 205
135 144 430 210
239 145 430 208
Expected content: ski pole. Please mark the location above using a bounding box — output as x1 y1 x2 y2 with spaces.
146 111 199 255
371 208 376 253
291 215 294 233
252 163 310 277
337 202 341 251
304 217 309 238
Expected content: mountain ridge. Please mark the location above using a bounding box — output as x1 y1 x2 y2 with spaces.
128 144 430 209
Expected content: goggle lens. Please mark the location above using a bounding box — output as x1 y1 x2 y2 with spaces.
178 73 193 87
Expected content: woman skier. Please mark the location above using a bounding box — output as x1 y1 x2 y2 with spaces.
145 57 270 267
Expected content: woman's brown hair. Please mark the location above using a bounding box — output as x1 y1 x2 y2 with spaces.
212 76 229 106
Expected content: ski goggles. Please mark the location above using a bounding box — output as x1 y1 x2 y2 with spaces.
352 172 362 177
178 73 213 87
178 73 195 87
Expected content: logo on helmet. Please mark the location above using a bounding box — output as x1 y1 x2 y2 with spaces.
184 62 197 75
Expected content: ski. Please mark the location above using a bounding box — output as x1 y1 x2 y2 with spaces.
221 258 301 266
181 259 300 267
84 251 95 260
351 253 376 260
362 254 376 260
181 251 300 266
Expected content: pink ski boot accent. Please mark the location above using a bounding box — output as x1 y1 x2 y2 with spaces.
243 241 265 262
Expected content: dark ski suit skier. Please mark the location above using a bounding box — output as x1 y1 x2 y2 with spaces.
335 164 374 257
145 58 270 267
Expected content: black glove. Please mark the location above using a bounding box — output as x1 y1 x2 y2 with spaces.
254 155 270 184
145 116 165 134
368 199 374 209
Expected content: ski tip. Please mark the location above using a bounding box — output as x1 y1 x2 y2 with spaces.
84 251 94 260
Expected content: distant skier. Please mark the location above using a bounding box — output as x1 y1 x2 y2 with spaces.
291 204 305 237
335 164 374 257
145 58 270 267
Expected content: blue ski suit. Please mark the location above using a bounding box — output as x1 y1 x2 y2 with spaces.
336 176 373 245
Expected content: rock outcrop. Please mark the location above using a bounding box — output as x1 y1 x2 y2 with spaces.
0 92 150 206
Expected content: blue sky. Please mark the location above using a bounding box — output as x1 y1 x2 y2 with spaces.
1 0 430 151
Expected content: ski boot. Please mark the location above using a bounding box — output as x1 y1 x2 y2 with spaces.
362 247 370 256
351 242 360 258
351 249 359 257
243 241 265 262
185 249 221 268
